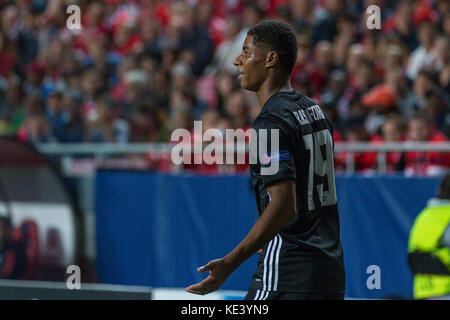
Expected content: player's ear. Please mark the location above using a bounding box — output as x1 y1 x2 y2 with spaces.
265 51 278 68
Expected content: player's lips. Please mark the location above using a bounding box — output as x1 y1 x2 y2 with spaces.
237 71 245 80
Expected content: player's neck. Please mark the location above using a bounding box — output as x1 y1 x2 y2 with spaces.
256 76 293 108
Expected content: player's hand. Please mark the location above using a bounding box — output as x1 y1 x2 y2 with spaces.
185 258 233 295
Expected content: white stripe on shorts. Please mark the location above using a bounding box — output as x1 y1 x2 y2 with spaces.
262 238 274 291
273 234 282 291
254 289 261 300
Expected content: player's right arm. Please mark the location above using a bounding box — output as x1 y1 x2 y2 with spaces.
223 178 297 269
185 178 296 295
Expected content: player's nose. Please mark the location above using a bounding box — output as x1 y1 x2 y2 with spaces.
233 54 242 67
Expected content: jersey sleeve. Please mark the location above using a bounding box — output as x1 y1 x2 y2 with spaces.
252 115 296 186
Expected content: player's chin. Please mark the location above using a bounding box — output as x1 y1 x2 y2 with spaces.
239 79 257 92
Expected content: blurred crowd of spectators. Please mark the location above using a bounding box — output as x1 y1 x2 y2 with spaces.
0 0 449 175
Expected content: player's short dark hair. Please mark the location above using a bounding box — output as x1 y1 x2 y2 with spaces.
247 20 298 75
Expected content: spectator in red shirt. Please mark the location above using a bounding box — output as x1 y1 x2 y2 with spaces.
112 23 143 56
405 112 450 176
337 115 375 173
368 114 407 173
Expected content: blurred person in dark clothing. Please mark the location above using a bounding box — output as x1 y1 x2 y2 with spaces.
23 62 46 97
129 105 160 143
54 93 85 143
310 40 334 97
0 32 16 77
150 68 170 110
141 19 163 61
0 217 27 279
274 5 294 25
17 9 39 65
408 21 438 79
86 97 130 143
80 69 107 122
45 91 66 136
312 0 345 44
172 2 213 76
320 69 346 128
400 69 450 119
338 57 375 119
119 70 152 119
384 65 411 110
384 0 419 52
290 0 314 33
336 11 358 41
424 94 450 138
195 1 226 50
332 33 352 72
290 33 314 95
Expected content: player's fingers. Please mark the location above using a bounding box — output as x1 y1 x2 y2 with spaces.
185 277 216 295
197 266 207 272
197 265 210 273
197 260 216 272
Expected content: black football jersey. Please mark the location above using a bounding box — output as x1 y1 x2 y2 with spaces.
249 90 345 294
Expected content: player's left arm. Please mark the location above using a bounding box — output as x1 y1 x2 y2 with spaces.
185 178 296 295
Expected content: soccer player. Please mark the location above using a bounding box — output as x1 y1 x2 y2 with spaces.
185 20 346 300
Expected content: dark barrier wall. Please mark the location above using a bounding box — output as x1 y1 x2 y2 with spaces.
95 170 440 299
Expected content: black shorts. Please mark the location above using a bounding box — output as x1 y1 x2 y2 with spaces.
244 289 345 300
